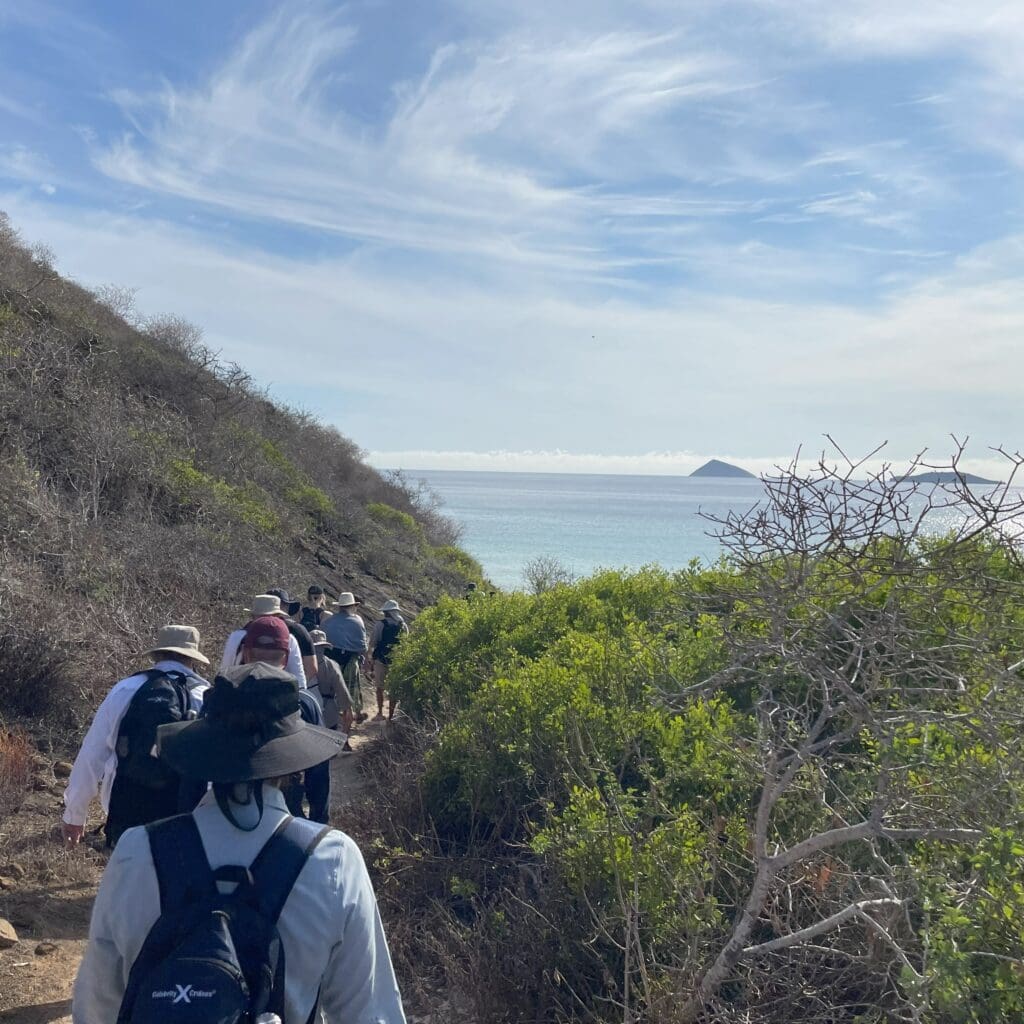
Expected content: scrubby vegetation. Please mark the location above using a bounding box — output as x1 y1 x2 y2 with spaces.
361 451 1024 1023
0 211 478 737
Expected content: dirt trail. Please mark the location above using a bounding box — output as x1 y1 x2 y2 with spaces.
0 719 387 1023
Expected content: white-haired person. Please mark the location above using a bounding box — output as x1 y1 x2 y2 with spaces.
320 592 368 722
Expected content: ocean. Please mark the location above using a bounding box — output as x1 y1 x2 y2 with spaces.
411 470 769 590
409 469 1018 590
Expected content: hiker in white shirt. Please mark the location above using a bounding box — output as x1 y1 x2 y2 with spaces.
220 593 306 686
61 625 210 848
73 639 406 1023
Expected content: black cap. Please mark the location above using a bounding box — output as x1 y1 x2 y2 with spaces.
266 587 301 616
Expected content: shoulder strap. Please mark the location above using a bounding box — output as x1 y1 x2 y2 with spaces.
146 814 215 910
116 669 171 738
250 816 332 925
157 669 193 717
126 668 166 703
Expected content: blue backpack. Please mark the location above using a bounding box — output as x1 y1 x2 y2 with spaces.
117 813 329 1024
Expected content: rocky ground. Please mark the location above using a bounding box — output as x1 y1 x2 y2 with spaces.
0 717 404 1023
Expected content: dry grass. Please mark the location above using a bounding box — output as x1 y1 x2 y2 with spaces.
0 729 35 815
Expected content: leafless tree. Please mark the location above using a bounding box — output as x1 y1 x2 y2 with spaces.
523 554 577 594
669 439 1024 1022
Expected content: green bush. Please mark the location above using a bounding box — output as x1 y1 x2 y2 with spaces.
427 544 484 581
167 456 280 533
372 553 1024 1023
368 501 421 534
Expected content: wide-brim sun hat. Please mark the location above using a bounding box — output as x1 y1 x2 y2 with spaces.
309 630 330 647
244 594 288 618
157 663 343 782
333 592 359 607
381 599 401 613
144 624 210 666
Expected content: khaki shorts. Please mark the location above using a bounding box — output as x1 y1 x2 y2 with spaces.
372 659 388 688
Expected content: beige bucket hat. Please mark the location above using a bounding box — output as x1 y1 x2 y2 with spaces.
333 592 359 608
381 599 401 613
144 624 210 666
244 594 288 618
309 629 330 647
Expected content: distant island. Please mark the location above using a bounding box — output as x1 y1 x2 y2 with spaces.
690 459 756 479
905 471 999 486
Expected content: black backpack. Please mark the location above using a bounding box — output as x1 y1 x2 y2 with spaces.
117 813 329 1024
115 670 194 789
298 606 323 633
373 620 404 663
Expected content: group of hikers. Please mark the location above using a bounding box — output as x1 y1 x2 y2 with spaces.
60 584 411 1023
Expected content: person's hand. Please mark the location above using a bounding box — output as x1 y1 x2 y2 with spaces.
62 823 84 847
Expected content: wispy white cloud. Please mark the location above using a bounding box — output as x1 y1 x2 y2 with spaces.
3 191 1021 464
85 3 864 282
0 144 53 183
3 0 1023 468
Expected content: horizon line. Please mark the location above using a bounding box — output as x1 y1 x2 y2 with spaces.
366 448 1015 481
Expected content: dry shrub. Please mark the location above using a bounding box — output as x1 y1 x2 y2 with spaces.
0 627 75 724
0 728 34 814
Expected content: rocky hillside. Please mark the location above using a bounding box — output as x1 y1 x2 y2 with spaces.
0 211 481 739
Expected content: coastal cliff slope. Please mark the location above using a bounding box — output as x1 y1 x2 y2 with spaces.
0 212 480 733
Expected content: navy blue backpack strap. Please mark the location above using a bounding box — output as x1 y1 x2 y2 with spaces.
145 814 215 910
250 816 332 924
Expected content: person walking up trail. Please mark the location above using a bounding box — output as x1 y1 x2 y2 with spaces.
321 592 368 722
221 593 307 686
238 615 332 824
310 629 355 751
266 586 318 685
61 625 210 849
73 660 407 1024
299 584 333 632
369 599 409 721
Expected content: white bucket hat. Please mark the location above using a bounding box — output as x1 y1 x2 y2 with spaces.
333 592 359 608
381 599 401 613
144 624 210 666
244 594 288 618
309 630 330 647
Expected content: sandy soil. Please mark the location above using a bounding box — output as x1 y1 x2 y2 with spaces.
0 717 388 1023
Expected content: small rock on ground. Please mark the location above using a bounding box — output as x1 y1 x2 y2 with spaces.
35 941 58 956
0 918 19 949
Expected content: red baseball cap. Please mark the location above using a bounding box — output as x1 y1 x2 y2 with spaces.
243 615 290 652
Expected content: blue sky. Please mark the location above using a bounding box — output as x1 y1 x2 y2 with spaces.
1 0 1022 477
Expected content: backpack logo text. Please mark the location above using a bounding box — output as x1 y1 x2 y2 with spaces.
151 984 216 1004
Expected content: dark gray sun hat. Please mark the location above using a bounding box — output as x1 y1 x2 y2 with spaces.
157 663 343 782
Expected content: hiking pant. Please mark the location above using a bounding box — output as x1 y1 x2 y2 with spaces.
330 648 363 712
282 761 331 824
105 774 180 848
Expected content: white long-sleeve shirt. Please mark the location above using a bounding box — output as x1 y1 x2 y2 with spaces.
62 659 209 828
73 785 407 1024
220 628 307 687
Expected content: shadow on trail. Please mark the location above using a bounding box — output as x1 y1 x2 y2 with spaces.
1 892 94 942
0 998 71 1023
